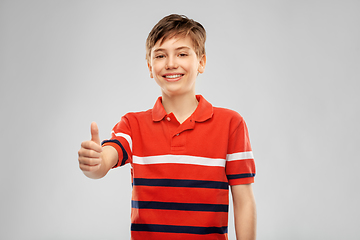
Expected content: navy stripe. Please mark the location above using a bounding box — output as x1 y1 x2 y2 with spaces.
132 200 228 212
101 139 128 166
227 173 255 180
131 223 228 235
133 178 228 190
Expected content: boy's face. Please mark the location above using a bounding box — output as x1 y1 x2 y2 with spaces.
147 35 206 97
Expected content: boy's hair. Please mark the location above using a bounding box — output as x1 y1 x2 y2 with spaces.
146 14 206 62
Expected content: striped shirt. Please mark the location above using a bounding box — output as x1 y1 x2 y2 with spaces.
102 95 255 240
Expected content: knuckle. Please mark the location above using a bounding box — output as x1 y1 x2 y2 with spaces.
81 164 92 172
80 163 99 172
78 157 86 166
90 150 100 158
88 150 94 158
79 163 87 171
87 158 95 165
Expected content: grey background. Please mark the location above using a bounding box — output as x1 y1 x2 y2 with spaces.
1 0 359 239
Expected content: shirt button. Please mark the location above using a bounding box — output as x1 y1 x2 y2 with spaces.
166 117 171 121
176 133 180 136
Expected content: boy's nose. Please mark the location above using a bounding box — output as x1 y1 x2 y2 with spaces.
165 56 178 69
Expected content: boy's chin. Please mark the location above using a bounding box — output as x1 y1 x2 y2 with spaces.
161 88 195 98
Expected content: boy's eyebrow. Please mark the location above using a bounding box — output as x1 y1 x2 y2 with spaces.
153 46 191 53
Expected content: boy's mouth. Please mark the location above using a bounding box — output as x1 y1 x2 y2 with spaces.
163 74 184 81
163 74 184 78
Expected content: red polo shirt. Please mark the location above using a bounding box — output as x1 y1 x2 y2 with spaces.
102 95 255 240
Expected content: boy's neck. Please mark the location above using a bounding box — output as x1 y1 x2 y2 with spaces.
161 92 198 124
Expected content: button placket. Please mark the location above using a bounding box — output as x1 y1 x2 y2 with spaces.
171 130 186 152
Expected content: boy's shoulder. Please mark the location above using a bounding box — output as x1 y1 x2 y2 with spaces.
213 106 244 122
122 108 153 120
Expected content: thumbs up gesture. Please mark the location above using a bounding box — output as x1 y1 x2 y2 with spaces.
78 122 103 172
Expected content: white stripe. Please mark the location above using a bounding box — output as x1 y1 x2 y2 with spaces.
226 151 254 161
133 155 226 167
112 131 133 151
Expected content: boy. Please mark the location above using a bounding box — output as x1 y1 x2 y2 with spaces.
78 14 256 240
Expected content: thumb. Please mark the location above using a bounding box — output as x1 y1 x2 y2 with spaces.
90 122 101 145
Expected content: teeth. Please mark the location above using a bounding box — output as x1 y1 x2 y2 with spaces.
165 74 182 79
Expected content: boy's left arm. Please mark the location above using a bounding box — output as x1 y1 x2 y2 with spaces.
231 183 257 240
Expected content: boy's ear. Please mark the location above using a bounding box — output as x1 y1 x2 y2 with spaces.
198 54 206 74
147 61 153 78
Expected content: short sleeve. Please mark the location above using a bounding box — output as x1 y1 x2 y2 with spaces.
101 115 133 168
225 116 256 185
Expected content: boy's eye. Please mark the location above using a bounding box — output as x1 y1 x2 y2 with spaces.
155 55 165 59
178 53 188 57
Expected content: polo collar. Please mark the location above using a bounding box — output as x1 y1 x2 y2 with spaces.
152 95 213 122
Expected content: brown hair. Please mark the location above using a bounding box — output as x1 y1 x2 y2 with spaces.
146 14 206 62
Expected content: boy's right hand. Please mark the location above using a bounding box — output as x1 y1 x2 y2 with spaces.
78 122 103 172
